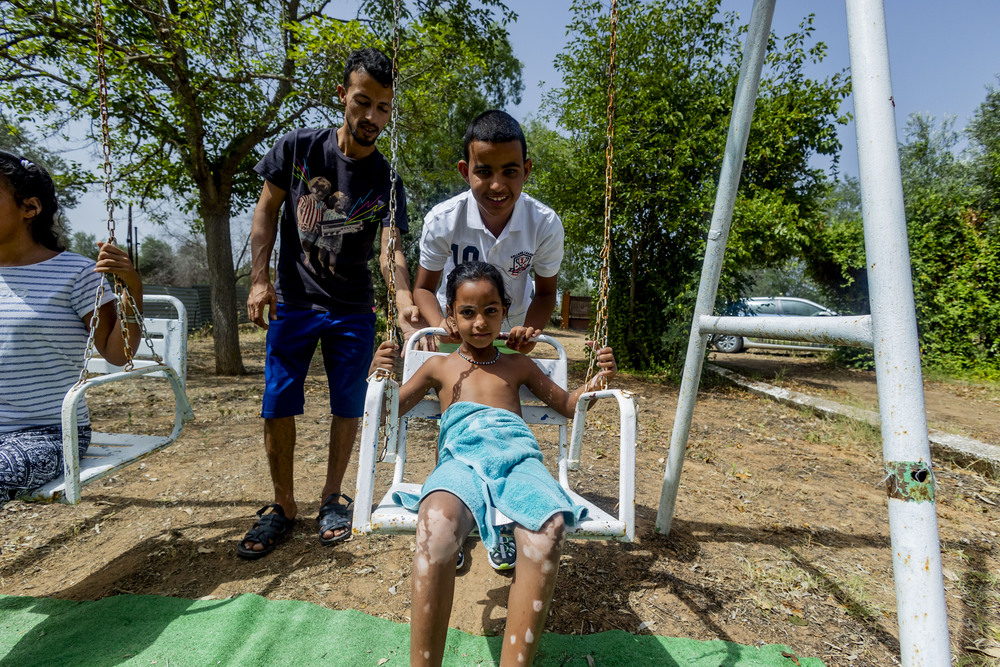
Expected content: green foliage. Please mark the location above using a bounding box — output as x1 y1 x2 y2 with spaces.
809 113 1000 377
969 78 1000 219
900 116 1000 374
537 0 849 371
69 231 99 260
0 0 522 372
804 177 869 314
522 120 591 297
139 236 176 284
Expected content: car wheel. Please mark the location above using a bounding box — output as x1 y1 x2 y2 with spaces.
714 335 744 353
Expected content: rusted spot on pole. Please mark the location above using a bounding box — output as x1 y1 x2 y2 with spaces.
885 461 935 502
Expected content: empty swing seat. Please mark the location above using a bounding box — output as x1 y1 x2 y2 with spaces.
22 295 195 504
353 329 637 541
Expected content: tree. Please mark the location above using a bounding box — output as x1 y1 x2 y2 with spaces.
969 79 1000 219
139 236 176 285
803 176 869 315
899 115 999 373
808 114 1000 376
69 231 99 260
174 236 211 287
1 0 521 374
522 119 591 298
537 0 849 371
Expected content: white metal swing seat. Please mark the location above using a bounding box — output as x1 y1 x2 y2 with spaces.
353 328 637 542
21 295 195 504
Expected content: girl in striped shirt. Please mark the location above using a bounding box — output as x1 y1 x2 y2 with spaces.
0 150 144 502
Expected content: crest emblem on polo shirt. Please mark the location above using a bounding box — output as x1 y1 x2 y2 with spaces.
509 251 533 277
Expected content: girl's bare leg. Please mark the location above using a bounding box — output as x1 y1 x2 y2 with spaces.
501 514 566 666
410 491 475 666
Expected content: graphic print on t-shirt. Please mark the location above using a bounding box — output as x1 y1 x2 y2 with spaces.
509 251 533 277
293 167 385 278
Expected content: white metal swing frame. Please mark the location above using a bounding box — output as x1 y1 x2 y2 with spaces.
22 294 195 504
353 328 638 542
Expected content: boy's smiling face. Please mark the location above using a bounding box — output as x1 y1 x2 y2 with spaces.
458 140 532 231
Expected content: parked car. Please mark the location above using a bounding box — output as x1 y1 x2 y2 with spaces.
712 297 838 353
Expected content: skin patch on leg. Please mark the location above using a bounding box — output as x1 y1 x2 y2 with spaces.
510 635 516 645
533 599 543 612
419 506 461 565
518 653 525 663
423 651 431 659
525 629 534 644
521 542 542 561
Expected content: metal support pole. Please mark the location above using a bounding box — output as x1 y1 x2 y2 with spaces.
846 0 950 663
654 0 776 534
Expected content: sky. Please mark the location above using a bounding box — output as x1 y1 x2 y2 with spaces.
64 0 1000 243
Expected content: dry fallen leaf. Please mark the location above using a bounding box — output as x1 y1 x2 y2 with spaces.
197 546 214 554
781 651 801 665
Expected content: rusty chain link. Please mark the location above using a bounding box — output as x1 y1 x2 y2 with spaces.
77 0 159 384
377 0 404 461
94 0 115 245
382 0 402 359
586 0 618 390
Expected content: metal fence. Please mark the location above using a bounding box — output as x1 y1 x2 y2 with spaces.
143 284 250 332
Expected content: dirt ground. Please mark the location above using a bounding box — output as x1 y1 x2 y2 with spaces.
708 350 1000 446
2 330 998 666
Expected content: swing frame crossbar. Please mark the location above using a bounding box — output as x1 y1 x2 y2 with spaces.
353 329 637 542
653 1 950 664
22 295 195 505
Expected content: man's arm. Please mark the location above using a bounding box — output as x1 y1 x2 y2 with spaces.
380 227 429 342
247 180 286 329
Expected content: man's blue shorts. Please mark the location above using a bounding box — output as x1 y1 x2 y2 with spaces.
262 304 376 420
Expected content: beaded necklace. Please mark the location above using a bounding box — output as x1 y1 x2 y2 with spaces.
457 347 501 366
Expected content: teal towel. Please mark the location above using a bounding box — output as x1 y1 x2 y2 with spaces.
393 401 587 550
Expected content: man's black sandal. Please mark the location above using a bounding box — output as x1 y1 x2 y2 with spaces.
317 493 353 546
237 504 294 560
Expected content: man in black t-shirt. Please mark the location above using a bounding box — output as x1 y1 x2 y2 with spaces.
239 48 426 559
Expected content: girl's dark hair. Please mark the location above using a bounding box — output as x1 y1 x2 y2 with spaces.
0 150 63 252
445 261 512 312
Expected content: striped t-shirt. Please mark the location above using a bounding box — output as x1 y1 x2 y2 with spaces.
0 252 115 433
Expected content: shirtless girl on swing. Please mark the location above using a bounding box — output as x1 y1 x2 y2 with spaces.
371 261 616 666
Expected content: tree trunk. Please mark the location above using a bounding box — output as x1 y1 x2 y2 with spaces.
202 199 246 375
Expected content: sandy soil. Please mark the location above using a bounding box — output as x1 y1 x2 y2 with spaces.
1 330 998 666
709 350 1000 446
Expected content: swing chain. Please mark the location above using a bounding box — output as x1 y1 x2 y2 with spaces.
377 0 404 461
383 0 402 355
587 0 618 390
76 0 161 384
94 0 115 243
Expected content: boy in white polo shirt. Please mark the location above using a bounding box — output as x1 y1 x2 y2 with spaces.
414 110 563 355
